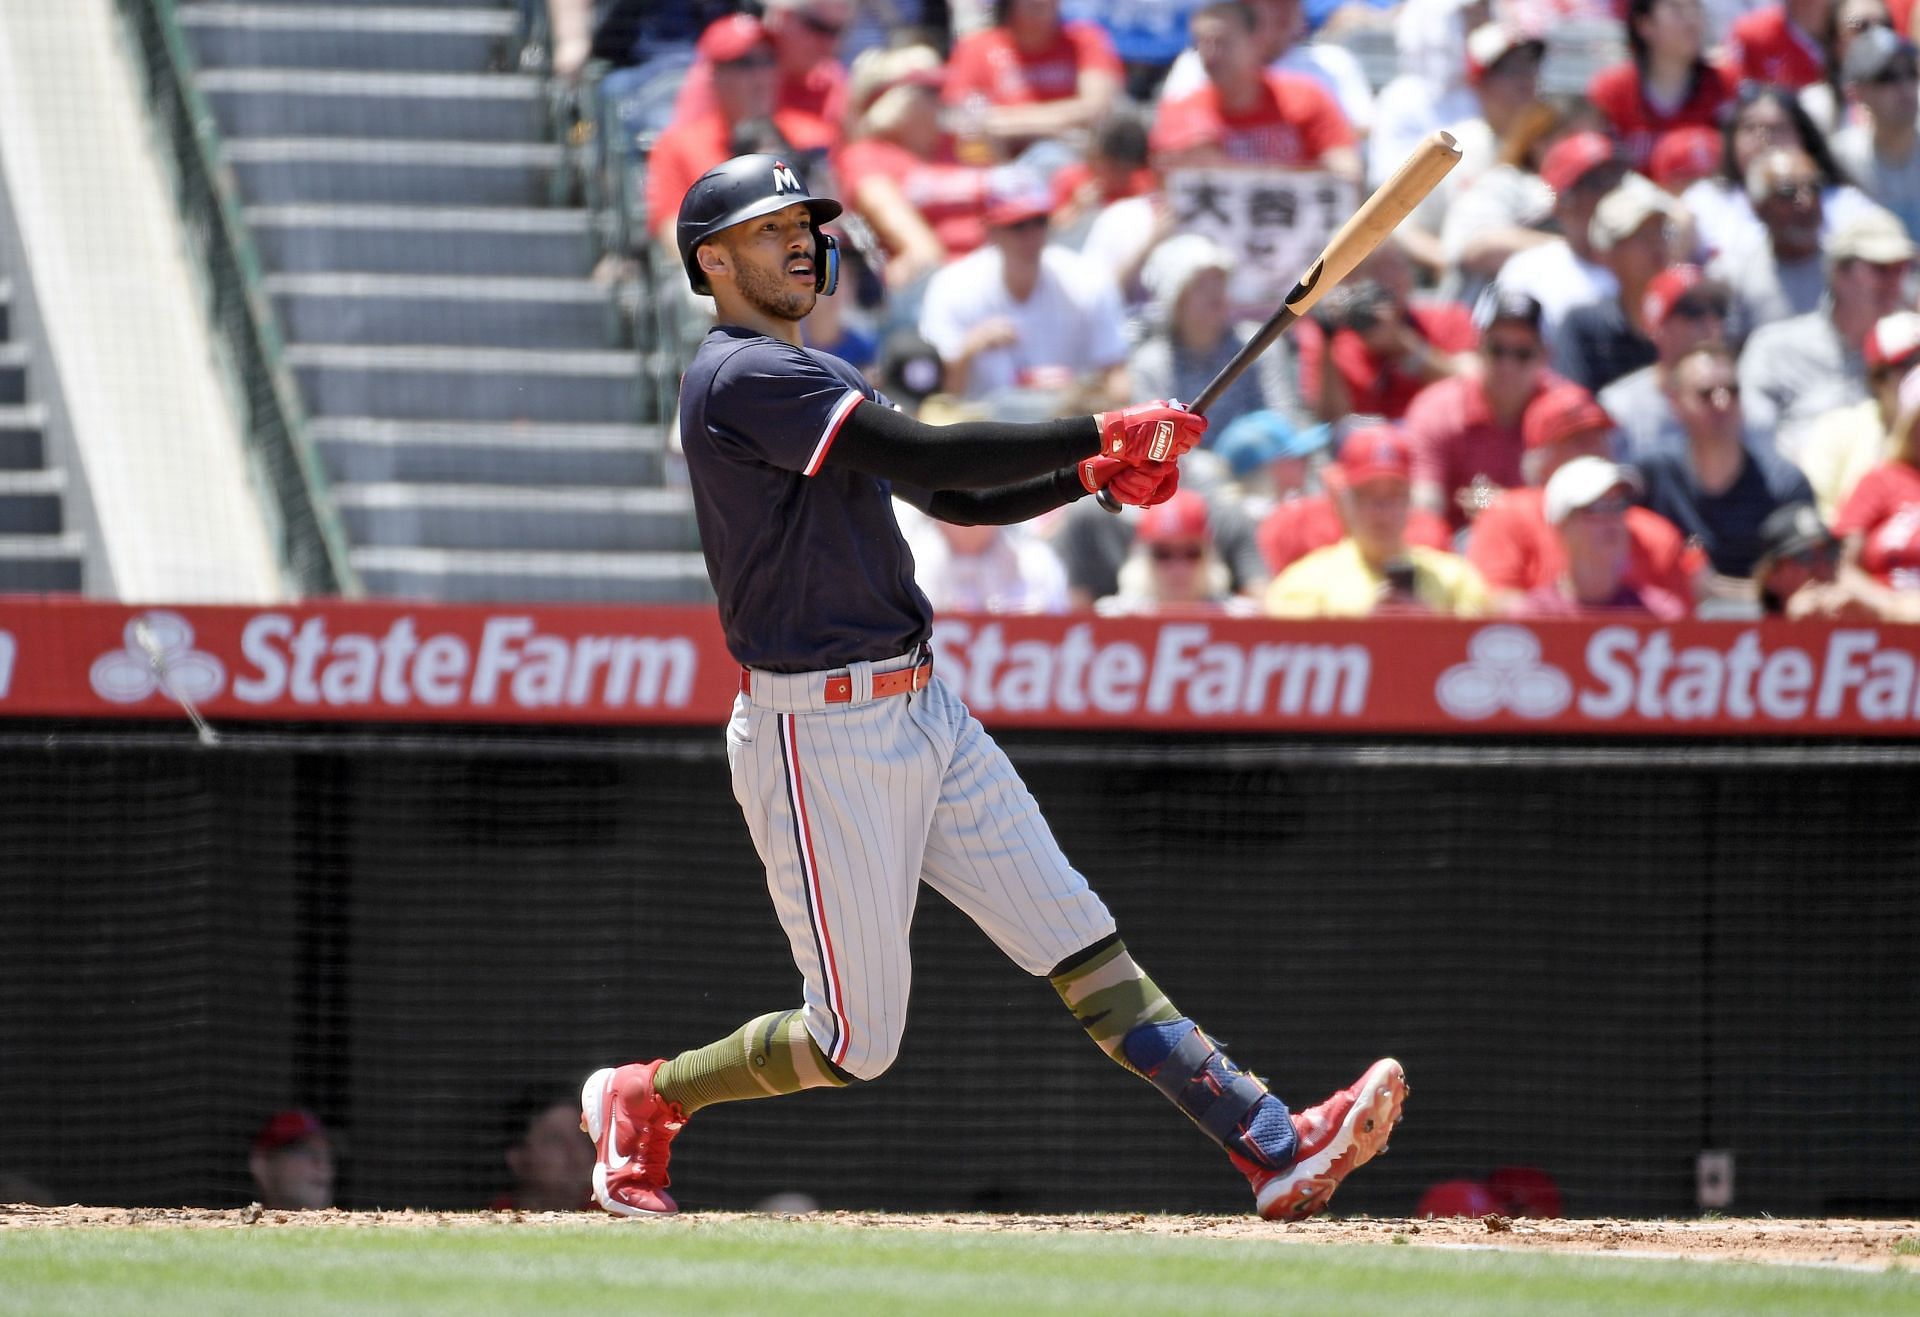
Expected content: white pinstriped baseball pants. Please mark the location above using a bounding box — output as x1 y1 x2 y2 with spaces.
728 649 1117 1081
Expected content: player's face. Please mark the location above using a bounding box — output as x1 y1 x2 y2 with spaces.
717 204 820 322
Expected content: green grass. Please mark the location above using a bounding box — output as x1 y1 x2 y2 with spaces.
2 1219 1917 1317
1897 1237 1920 1258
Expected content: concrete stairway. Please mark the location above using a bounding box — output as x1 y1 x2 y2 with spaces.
182 0 708 602
0 281 86 591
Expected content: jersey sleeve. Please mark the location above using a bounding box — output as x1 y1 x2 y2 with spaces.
1832 467 1892 539
1150 91 1218 156
1065 21 1124 81
703 340 869 477
1289 75 1358 159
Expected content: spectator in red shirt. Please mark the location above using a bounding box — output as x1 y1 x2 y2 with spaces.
839 44 994 291
943 0 1124 160
669 0 852 142
1589 0 1738 172
1728 0 1835 89
1295 237 1479 422
1834 367 1920 589
1510 457 1692 616
1468 382 1705 607
1407 288 1566 533
1149 1 1361 182
643 16 838 243
1752 499 1914 615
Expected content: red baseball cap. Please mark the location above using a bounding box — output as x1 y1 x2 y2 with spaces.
1136 489 1210 544
252 1109 327 1156
1521 383 1612 450
983 164 1053 227
1539 132 1619 196
1329 426 1413 488
1864 311 1920 370
1648 126 1722 192
1641 264 1707 333
698 13 772 64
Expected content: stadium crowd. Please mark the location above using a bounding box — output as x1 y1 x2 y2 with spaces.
554 0 1920 622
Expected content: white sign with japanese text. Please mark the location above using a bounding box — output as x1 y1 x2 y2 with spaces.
1164 169 1359 314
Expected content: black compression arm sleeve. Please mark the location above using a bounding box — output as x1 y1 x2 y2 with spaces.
919 467 1091 526
829 399 1100 489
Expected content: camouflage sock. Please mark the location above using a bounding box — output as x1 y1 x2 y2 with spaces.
654 1009 846 1117
1048 936 1183 1079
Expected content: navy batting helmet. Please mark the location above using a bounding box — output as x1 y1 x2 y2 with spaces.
676 153 842 296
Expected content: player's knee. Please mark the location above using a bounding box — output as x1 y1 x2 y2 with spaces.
839 1026 905 1082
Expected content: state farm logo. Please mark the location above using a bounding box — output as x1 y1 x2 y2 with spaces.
1435 626 1572 720
90 611 226 704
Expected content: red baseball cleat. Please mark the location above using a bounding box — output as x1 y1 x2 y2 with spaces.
1233 1057 1407 1221
580 1060 685 1217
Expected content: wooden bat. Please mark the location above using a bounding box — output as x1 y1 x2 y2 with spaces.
1098 130 1463 512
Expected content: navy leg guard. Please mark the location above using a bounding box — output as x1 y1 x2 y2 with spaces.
1122 1019 1297 1171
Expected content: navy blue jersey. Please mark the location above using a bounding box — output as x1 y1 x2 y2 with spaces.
1635 437 1815 577
679 325 934 672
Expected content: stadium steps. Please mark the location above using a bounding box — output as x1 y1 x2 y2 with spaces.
312 418 666 487
184 0 708 602
0 284 84 591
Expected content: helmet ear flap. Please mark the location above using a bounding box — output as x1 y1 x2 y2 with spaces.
815 232 839 296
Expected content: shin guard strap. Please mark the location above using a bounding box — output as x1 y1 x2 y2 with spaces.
1131 1023 1269 1148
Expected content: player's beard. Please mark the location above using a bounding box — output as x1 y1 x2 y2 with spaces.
734 253 817 322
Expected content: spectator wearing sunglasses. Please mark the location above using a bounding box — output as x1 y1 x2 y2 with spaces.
1798 311 1920 517
1639 344 1815 579
1737 204 1916 463
1599 264 1731 460
1832 26 1920 239
1406 288 1566 533
667 0 854 142
1709 147 1832 336
1097 490 1255 616
1803 0 1895 132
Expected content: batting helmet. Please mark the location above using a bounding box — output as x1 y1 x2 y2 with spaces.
676 153 842 296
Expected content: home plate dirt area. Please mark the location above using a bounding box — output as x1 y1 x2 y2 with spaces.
3 1205 1915 1267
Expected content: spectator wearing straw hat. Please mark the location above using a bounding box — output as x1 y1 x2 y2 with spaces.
1598 264 1732 460
1555 174 1687 393
249 1109 335 1211
1796 311 1920 517
1508 457 1691 617
1736 203 1916 463
839 44 995 294
1265 427 1490 617
1832 26 1920 239
1468 383 1704 608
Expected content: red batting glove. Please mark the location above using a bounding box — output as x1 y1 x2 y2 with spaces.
1095 400 1208 464
1078 455 1181 507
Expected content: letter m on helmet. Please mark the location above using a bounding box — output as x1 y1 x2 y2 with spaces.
771 162 803 194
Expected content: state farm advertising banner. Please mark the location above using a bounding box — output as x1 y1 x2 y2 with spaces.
1 598 1919 735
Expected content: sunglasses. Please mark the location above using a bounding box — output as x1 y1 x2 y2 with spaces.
1870 60 1920 85
797 11 846 37
1001 214 1049 232
1485 342 1541 361
1669 296 1728 320
1845 14 1894 32
1768 180 1820 204
1691 382 1741 404
1572 495 1633 518
718 50 776 70
1150 544 1205 563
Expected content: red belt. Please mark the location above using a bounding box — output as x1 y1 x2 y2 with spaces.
740 660 933 703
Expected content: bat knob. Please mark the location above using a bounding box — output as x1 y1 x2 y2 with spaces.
1096 487 1123 514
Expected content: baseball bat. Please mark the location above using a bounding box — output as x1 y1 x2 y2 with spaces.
1098 130 1463 512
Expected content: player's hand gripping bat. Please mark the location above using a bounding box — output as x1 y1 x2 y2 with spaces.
1096 130 1463 512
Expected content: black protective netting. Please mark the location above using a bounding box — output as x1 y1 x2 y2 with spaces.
2 726 1917 1218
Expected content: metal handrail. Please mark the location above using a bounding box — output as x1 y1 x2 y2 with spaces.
113 0 359 596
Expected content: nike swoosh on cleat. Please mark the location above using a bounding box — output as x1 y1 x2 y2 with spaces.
601 1079 633 1171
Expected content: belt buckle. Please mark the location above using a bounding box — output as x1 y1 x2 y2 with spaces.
910 661 928 692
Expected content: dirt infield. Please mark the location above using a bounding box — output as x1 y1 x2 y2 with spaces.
2 1203 1913 1267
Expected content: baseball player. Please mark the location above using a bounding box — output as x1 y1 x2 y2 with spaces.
581 153 1406 1221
